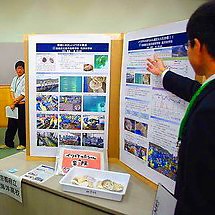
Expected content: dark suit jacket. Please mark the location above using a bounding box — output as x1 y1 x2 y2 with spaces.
163 71 215 215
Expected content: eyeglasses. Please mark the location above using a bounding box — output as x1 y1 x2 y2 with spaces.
184 40 192 51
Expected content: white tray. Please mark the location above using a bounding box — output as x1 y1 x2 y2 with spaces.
59 167 130 201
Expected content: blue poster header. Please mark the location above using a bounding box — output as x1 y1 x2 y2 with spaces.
36 43 109 52
128 32 187 51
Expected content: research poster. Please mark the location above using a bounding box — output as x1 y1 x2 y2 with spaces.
120 20 195 192
28 34 111 157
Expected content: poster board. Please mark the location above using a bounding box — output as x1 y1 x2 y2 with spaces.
120 20 195 192
26 34 114 159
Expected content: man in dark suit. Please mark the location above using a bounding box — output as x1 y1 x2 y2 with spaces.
147 2 215 215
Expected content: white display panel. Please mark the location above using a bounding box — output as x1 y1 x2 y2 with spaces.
28 34 111 157
120 20 195 192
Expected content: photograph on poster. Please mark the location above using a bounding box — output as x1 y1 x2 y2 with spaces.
36 77 59 92
124 139 147 161
60 76 82 92
94 55 108 69
37 114 58 129
124 118 135 132
83 96 106 112
124 118 148 137
59 114 81 130
59 95 82 111
148 142 177 181
84 76 106 93
82 133 104 148
135 73 151 85
83 115 105 130
37 131 58 147
172 44 188 57
36 53 56 71
83 64 94 71
36 94 58 111
59 132 81 146
126 72 134 83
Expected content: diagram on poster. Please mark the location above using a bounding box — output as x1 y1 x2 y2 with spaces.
120 20 195 192
28 34 111 157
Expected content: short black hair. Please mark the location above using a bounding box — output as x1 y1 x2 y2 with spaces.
15 61 25 70
186 1 215 58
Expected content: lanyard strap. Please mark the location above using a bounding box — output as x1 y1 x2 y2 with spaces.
178 80 212 143
14 75 24 93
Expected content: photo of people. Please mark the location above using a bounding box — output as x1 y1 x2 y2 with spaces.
60 76 82 92
124 139 147 161
94 55 108 69
59 114 81 130
84 76 106 93
82 133 104 148
126 72 134 83
37 114 58 129
83 115 105 130
36 95 58 111
148 142 177 181
59 95 82 111
83 64 93 71
135 73 151 85
37 131 58 147
59 132 81 146
36 77 59 92
83 96 106 112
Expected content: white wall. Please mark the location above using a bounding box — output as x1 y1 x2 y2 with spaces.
0 0 207 42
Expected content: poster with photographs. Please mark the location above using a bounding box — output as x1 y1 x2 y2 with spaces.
28 34 111 157
120 20 195 192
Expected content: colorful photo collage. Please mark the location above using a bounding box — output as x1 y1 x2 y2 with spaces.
124 118 148 138
35 53 109 150
37 131 104 148
37 76 107 93
36 95 106 113
36 114 105 148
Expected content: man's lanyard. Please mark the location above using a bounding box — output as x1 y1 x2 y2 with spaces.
14 75 24 93
177 80 213 147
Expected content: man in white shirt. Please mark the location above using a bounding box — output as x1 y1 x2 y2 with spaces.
0 61 26 150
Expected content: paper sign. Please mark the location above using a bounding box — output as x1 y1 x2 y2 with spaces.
5 106 18 119
0 171 22 203
152 183 177 215
21 165 55 184
57 148 104 174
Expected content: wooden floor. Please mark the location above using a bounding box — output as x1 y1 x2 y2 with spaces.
0 127 19 159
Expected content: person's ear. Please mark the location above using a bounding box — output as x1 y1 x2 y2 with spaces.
193 38 202 52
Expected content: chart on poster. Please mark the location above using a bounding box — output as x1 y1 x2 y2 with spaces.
28 34 111 157
120 20 195 192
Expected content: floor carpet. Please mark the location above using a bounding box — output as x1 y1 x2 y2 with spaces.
0 127 20 159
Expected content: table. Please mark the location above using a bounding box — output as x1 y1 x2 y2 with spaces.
0 152 156 215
